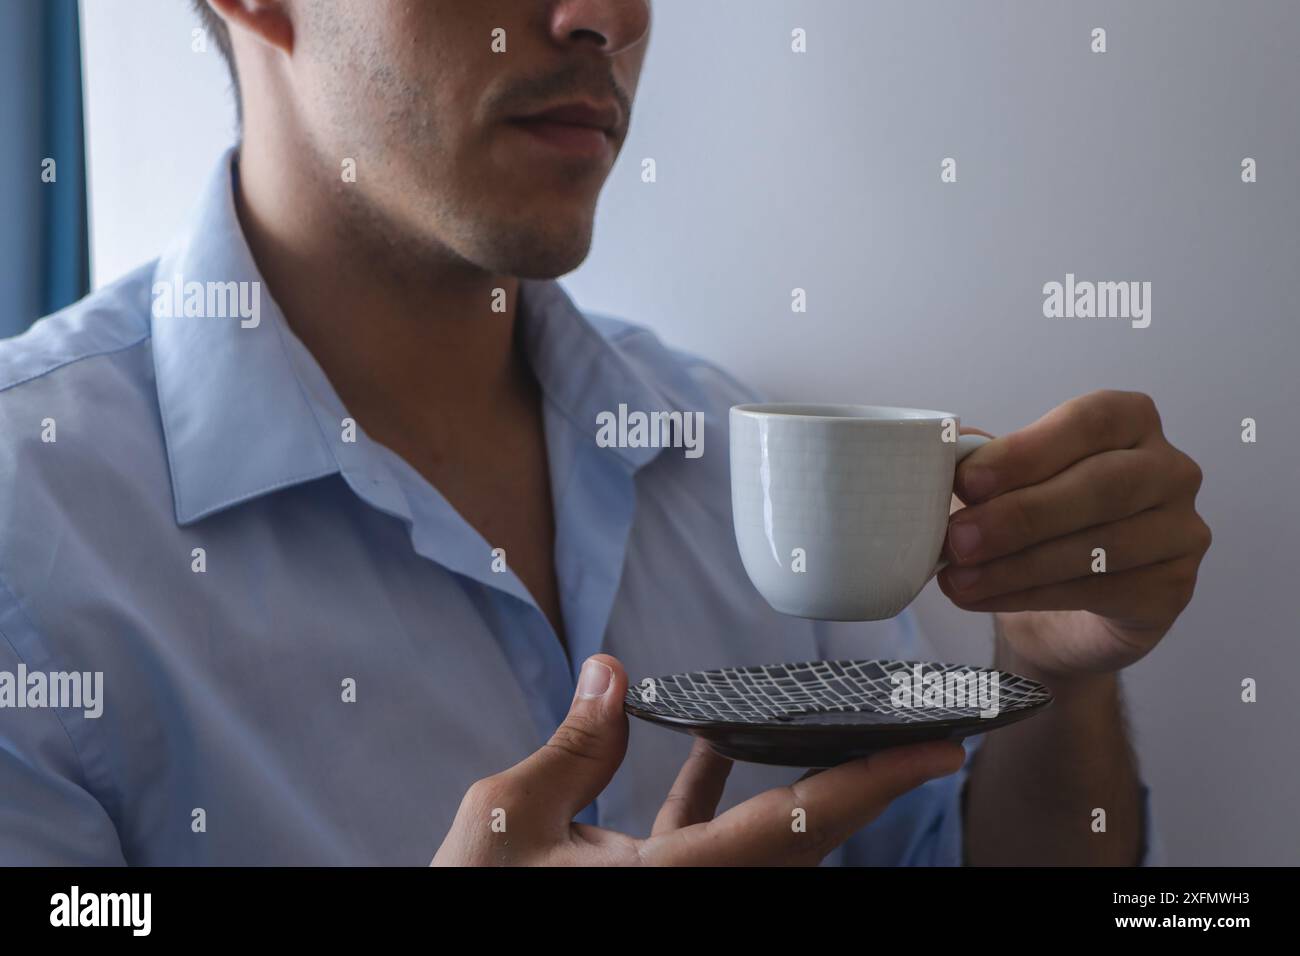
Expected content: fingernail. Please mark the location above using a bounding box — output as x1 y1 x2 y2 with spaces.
948 522 982 561
960 467 997 501
577 658 613 699
947 565 981 591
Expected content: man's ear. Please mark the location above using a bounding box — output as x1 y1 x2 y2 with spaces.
204 0 294 55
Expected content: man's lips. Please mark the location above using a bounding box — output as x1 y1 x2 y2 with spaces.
506 101 620 160
516 101 620 134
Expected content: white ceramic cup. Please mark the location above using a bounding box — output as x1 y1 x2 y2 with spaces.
730 403 990 621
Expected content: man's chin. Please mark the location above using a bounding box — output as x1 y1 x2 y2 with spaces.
509 258 587 280
479 229 593 280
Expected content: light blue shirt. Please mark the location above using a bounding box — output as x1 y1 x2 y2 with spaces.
0 149 1159 865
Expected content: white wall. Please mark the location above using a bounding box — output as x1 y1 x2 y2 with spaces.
81 0 236 287
82 0 1299 863
567 0 1300 867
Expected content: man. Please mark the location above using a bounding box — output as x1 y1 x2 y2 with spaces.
0 0 1208 865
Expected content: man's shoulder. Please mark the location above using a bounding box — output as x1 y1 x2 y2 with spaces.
0 263 164 522
0 262 157 399
584 310 767 412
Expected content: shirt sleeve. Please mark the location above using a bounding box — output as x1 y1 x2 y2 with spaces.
833 609 1165 866
0 623 127 866
1135 784 1165 866
898 734 1165 866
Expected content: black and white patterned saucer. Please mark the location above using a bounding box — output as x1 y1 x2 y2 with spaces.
625 659 1053 767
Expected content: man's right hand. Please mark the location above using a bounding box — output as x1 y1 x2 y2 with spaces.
431 654 965 866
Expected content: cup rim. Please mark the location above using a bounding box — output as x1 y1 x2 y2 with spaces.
731 402 958 424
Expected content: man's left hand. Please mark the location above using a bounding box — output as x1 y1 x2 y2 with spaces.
938 389 1212 678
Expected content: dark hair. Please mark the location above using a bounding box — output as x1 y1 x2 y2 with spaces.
191 1 242 123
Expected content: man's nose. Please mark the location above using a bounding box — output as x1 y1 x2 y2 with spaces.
549 0 651 55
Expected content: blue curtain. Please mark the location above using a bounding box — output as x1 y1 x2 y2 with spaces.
0 0 89 339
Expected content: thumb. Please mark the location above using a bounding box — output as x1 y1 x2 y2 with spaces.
508 654 630 822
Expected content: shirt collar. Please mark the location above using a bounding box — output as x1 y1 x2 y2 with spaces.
516 278 673 471
151 147 674 526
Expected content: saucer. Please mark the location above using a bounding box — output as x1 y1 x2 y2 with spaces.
624 659 1053 767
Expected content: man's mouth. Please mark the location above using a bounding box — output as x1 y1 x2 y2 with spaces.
506 100 620 160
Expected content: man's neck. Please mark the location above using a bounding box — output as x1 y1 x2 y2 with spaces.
233 140 530 448
233 138 569 646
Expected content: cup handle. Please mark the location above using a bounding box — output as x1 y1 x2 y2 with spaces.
931 433 992 577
